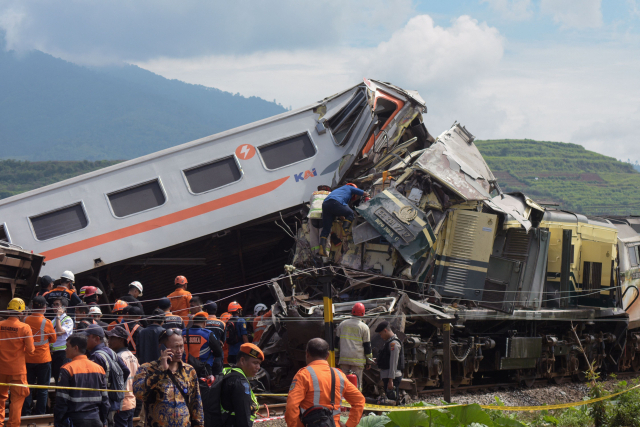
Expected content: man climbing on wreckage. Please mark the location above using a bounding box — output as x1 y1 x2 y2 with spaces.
319 184 369 256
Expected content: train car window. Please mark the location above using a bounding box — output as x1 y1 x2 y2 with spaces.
30 203 88 241
0 224 8 243
327 90 366 146
184 157 242 194
629 246 638 267
258 133 316 170
108 180 166 218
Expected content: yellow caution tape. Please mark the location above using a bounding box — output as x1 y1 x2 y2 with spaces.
0 382 128 393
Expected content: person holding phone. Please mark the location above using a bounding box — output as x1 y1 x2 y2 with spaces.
133 328 204 427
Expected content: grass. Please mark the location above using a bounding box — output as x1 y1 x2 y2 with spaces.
476 139 640 216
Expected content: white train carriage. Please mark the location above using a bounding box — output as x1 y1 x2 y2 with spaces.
0 79 427 278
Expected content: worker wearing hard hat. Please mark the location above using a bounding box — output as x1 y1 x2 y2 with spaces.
79 286 103 305
319 184 369 256
252 303 271 345
88 306 109 328
285 338 365 427
335 302 372 390
43 270 82 308
108 300 129 331
22 296 57 416
226 302 249 364
215 343 264 427
167 275 192 324
0 298 35 427
119 281 144 312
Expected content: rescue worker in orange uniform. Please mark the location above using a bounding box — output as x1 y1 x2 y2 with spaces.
108 300 129 331
22 296 56 416
0 298 35 427
158 297 185 330
183 312 223 375
285 338 365 427
203 301 226 344
43 270 82 308
251 304 271 345
220 312 231 364
167 275 192 323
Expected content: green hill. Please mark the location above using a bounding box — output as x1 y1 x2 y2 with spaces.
476 139 640 216
0 160 121 199
0 46 286 161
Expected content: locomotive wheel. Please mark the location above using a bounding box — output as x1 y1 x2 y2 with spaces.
523 378 536 388
572 371 587 382
551 375 564 385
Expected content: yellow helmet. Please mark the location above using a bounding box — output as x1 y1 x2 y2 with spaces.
7 298 25 312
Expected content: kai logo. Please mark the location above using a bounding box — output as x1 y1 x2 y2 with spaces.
294 168 317 182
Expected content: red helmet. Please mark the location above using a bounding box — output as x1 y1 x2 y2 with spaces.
79 286 102 298
228 301 242 312
352 302 365 317
175 275 188 286
346 183 358 189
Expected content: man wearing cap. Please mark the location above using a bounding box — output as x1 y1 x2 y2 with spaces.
75 303 95 331
227 302 249 364
118 281 144 313
107 326 140 427
158 297 186 330
184 312 223 376
216 343 263 427
374 322 404 401
203 301 226 344
138 308 165 364
286 338 365 427
134 328 204 427
50 298 75 384
0 298 35 427
85 325 130 427
22 296 56 416
35 275 54 297
167 275 192 324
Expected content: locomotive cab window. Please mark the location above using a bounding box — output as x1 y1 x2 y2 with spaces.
184 156 242 194
258 133 316 170
108 179 166 218
30 203 88 241
630 245 640 267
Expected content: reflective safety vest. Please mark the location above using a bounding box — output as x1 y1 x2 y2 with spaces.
205 316 225 342
300 366 344 417
184 327 214 364
34 318 48 346
123 323 141 355
220 367 259 421
252 311 271 344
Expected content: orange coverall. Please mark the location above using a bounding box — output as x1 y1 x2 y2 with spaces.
252 310 272 344
167 288 192 323
285 359 365 427
24 313 56 363
0 316 35 427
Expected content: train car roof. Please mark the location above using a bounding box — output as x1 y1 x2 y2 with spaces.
614 223 640 243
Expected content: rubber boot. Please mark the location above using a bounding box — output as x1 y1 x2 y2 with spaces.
342 219 352 233
320 236 331 256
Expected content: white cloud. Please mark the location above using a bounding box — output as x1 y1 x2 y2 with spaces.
480 0 533 21
540 0 603 29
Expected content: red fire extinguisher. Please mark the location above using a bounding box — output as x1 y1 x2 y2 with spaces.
346 371 358 388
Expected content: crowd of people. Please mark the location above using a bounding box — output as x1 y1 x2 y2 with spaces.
0 269 404 427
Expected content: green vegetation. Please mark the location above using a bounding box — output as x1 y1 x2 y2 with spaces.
354 378 640 427
0 159 121 199
476 139 640 216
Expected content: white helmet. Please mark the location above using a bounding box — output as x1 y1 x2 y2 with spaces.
60 270 75 282
254 303 268 317
129 281 143 296
88 306 102 315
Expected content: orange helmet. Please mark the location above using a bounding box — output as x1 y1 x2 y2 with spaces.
113 300 128 312
352 302 365 317
346 183 358 188
228 301 242 312
175 275 188 286
220 312 231 323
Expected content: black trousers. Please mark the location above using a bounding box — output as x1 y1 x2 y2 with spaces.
51 350 70 385
321 199 354 238
22 361 51 415
382 376 402 400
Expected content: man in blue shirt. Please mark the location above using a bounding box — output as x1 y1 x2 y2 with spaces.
320 184 368 255
226 301 248 365
183 312 223 375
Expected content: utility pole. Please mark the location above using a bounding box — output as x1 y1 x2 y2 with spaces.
318 272 336 367
443 323 452 403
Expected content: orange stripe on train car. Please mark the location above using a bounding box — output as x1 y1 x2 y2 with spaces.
42 176 290 261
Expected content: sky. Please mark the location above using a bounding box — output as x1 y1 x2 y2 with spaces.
1 0 639 162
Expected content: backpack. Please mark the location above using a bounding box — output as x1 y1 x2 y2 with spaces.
203 369 244 427
225 320 240 346
94 349 125 407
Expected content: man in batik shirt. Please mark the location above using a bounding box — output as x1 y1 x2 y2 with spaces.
133 328 203 427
